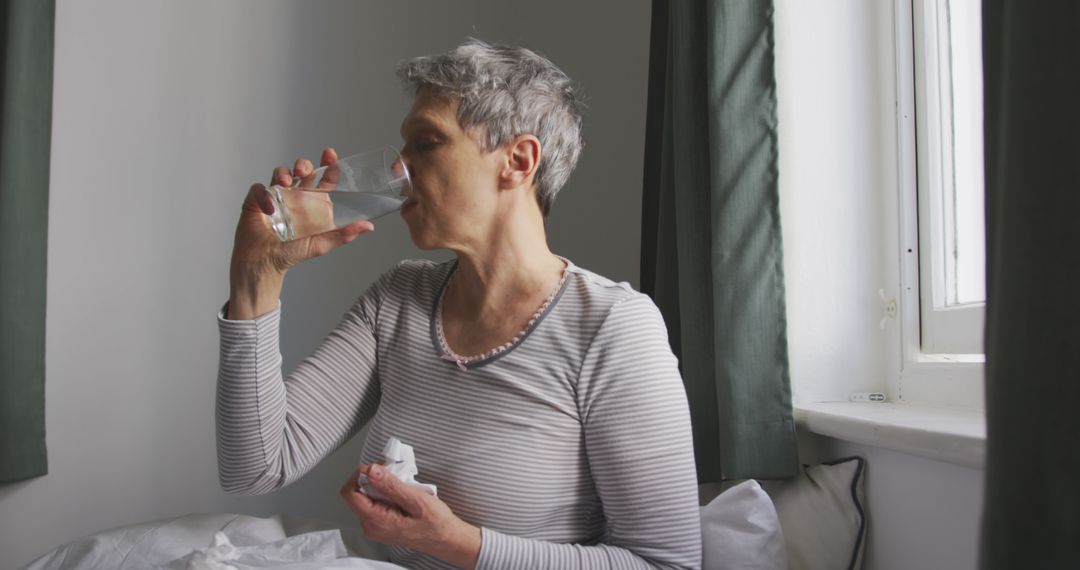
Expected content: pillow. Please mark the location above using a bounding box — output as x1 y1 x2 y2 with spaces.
762 457 867 570
700 480 788 570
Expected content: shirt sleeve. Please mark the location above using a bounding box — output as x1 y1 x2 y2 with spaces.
215 261 404 495
475 294 703 570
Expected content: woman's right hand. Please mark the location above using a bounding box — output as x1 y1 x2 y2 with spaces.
227 148 376 319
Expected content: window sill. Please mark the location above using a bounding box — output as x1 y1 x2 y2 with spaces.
794 401 986 469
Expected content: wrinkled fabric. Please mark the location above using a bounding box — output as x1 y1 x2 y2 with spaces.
980 1 1080 567
20 513 402 570
701 480 787 570
164 530 350 569
641 0 797 481
0 0 54 485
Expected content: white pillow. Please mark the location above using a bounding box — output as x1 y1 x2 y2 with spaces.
763 457 867 570
700 480 788 570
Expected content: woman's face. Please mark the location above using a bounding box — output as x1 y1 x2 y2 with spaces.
398 89 503 250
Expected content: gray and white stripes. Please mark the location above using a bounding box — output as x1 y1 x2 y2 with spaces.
216 258 702 569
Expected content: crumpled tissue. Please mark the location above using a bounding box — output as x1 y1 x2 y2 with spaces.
357 437 437 505
165 529 347 569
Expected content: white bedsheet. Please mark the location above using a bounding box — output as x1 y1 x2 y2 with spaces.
20 513 406 570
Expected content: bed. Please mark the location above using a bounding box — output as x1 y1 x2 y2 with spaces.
22 457 866 570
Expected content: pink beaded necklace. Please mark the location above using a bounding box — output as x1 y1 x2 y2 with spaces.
435 257 570 371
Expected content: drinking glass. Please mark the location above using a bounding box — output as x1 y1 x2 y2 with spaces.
264 146 410 241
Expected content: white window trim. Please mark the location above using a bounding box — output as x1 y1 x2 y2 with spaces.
894 0 984 409
795 401 986 468
911 0 986 356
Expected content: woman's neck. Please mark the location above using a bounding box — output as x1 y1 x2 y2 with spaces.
445 236 565 322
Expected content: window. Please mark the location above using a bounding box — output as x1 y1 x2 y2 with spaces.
912 0 986 355
895 0 985 407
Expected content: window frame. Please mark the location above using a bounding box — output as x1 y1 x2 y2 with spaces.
912 0 986 356
893 0 984 409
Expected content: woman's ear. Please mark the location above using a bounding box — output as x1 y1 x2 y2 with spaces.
499 135 541 190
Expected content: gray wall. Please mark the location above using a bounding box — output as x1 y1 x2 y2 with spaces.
0 1 651 567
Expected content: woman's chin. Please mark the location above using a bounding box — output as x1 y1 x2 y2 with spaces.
411 239 439 251
406 225 439 251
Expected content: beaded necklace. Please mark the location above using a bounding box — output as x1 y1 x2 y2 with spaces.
435 258 569 371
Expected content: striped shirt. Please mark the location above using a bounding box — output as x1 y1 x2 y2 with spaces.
216 257 702 569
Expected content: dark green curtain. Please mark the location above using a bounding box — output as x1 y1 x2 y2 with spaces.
0 0 54 484
980 0 1080 566
641 0 796 482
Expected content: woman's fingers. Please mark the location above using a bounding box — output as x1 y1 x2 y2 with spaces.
307 221 374 258
234 149 360 277
361 464 427 517
320 147 338 167
295 158 319 188
269 149 336 191
271 166 292 188
341 472 376 520
341 466 366 496
244 183 275 216
317 148 340 190
252 149 366 265
294 158 313 176
341 465 403 520
317 163 340 190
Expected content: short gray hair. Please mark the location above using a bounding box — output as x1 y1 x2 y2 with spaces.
397 38 585 218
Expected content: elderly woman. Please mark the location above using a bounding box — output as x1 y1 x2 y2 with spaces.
218 40 701 569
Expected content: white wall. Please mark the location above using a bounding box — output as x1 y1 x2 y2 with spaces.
775 1 983 569
0 1 651 567
775 0 902 405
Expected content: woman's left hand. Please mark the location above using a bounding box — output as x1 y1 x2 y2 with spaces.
341 464 481 569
